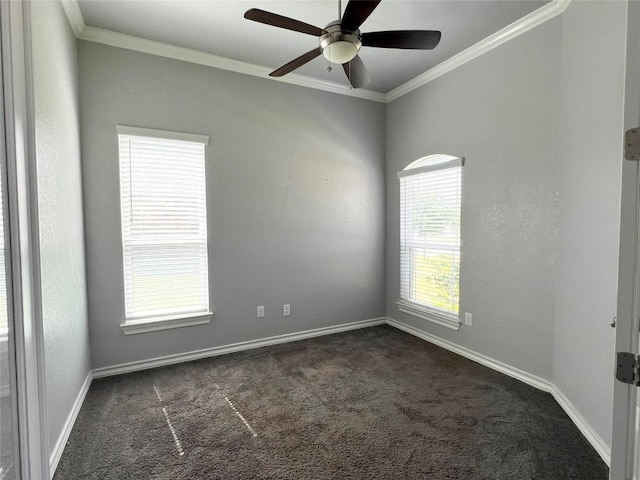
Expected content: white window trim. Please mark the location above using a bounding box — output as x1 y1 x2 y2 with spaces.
120 312 213 335
397 156 464 180
117 126 212 333
116 125 210 145
396 300 461 331
397 154 463 331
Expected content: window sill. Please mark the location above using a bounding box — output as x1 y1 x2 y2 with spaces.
120 313 213 335
396 300 461 331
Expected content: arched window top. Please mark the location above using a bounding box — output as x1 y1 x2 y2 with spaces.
397 153 463 328
398 154 463 179
404 154 460 171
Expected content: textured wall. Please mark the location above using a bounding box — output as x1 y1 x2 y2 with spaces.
386 19 561 380
30 0 91 455
78 42 386 369
552 0 627 448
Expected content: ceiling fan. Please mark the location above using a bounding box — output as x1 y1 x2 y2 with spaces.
244 0 441 89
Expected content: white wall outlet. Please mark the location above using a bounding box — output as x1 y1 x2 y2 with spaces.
464 312 472 326
257 306 265 318
283 304 291 316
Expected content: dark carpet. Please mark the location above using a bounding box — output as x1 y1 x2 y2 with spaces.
53 325 608 479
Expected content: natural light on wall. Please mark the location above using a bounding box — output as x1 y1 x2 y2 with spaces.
118 126 211 333
397 154 462 330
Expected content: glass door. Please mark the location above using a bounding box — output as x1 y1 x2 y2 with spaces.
0 6 19 476
0 157 18 479
0 2 51 477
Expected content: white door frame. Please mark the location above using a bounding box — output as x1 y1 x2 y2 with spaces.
612 1 640 479
1 1 49 478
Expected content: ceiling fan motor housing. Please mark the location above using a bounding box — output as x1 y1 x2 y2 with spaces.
320 22 362 64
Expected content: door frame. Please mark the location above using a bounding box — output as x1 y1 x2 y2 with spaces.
612 1 640 478
1 1 49 478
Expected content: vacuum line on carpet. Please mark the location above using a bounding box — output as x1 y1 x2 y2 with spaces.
206 373 258 438
153 385 185 456
153 386 163 402
161 407 185 456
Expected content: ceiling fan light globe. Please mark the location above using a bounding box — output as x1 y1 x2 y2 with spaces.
322 41 358 64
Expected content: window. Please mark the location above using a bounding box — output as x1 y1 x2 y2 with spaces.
118 126 211 335
397 154 463 330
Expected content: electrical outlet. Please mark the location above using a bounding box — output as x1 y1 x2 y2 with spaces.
464 312 472 326
257 306 265 318
283 304 291 316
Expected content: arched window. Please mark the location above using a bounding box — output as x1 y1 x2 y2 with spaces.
397 154 463 330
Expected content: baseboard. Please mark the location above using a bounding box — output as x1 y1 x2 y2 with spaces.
93 317 387 378
385 317 611 467
54 317 611 473
385 317 552 392
550 385 611 465
49 371 93 478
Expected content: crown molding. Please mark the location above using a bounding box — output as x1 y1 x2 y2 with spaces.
60 0 569 104
76 25 386 103
385 0 571 102
60 0 86 37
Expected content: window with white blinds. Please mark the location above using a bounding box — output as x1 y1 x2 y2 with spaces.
118 127 210 324
398 155 462 327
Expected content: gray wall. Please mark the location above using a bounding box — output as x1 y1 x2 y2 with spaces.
74 0 629 454
386 19 561 380
386 0 630 452
78 42 387 369
552 0 627 447
31 0 91 456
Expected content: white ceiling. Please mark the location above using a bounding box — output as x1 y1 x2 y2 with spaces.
77 0 550 94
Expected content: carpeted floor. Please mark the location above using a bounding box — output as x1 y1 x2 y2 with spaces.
53 325 608 479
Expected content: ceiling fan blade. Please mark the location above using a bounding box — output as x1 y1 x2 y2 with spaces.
269 48 323 77
244 9 323 36
341 0 381 32
342 55 370 89
362 30 442 49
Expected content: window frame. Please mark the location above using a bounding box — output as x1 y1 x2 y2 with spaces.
116 125 213 335
396 154 463 331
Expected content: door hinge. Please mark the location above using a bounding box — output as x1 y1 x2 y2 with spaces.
616 352 640 386
625 128 640 161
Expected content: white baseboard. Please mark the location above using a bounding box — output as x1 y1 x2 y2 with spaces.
550 385 611 465
385 317 552 392
93 317 387 378
385 317 610 467
53 317 611 474
49 371 93 478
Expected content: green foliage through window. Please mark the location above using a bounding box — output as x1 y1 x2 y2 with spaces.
400 156 462 316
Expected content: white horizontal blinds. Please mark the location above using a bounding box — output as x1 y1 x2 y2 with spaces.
400 160 461 315
119 133 209 321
